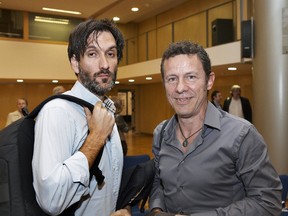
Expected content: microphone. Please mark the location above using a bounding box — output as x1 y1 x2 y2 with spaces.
21 107 29 116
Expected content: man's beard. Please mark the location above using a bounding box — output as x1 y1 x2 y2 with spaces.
78 67 116 96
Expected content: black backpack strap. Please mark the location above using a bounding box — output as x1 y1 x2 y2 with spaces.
137 120 169 212
159 120 169 148
31 94 105 185
27 94 94 119
90 147 105 186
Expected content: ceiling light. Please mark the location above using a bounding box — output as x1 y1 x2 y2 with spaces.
52 80 59 83
115 81 120 84
35 16 69 25
42 7 81 15
131 7 139 12
228 67 237 71
146 77 152 80
17 79 24 83
128 79 135 83
113 17 120 22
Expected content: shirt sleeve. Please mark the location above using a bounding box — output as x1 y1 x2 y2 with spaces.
5 113 13 126
190 125 282 216
149 121 167 211
32 105 90 215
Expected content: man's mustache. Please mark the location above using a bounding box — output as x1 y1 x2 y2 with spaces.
95 69 112 76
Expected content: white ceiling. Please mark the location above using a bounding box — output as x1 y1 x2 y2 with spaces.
0 0 252 84
0 0 190 24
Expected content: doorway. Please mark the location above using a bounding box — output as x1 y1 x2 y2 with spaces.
117 90 135 131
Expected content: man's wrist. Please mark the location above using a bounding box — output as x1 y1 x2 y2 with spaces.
124 205 131 213
152 208 162 213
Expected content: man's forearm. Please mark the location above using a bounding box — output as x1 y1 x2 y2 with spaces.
80 133 106 168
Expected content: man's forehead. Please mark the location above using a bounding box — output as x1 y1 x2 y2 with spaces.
164 54 203 71
18 100 26 104
86 31 115 45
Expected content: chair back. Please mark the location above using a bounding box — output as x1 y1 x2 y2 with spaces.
280 175 288 207
123 154 151 170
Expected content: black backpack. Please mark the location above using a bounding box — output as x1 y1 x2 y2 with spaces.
0 94 104 216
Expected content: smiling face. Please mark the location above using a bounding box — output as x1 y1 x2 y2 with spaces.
163 54 215 118
71 31 118 97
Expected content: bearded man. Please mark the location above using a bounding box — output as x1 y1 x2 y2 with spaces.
32 19 131 216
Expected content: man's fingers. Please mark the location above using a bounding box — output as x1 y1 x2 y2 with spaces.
84 107 92 119
95 101 103 108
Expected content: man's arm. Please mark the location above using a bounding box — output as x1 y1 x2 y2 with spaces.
80 102 114 168
149 122 167 212
33 101 115 215
190 125 282 216
33 104 88 215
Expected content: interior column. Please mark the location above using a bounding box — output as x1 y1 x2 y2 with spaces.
253 0 288 174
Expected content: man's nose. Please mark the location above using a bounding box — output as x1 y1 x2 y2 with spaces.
99 54 109 69
175 78 188 93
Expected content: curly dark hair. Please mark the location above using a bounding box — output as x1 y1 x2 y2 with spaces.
160 41 211 82
67 18 125 63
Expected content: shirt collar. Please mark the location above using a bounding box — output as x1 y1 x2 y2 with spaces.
70 81 116 114
203 101 221 131
103 96 116 114
163 101 222 143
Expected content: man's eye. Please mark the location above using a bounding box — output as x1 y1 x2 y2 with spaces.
186 75 196 81
166 77 177 83
107 51 116 58
88 52 97 57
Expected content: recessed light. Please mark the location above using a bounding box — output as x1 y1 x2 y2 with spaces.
113 17 120 22
52 80 59 83
17 79 24 83
42 7 81 15
131 7 139 12
115 81 120 84
128 79 135 83
35 16 69 25
146 77 152 80
228 67 237 71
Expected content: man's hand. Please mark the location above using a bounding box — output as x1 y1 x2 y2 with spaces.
110 206 131 216
84 101 115 138
146 210 176 216
80 101 115 168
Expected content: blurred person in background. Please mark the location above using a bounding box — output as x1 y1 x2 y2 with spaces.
223 85 252 123
210 90 222 110
5 97 29 126
52 85 66 95
111 96 129 156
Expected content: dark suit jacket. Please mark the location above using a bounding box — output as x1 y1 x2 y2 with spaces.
223 96 252 123
211 100 222 109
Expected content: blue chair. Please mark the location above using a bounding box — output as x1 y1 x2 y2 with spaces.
280 175 288 208
123 154 151 170
123 154 151 216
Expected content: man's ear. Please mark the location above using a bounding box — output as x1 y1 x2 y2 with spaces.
70 55 79 75
207 72 215 90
